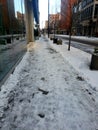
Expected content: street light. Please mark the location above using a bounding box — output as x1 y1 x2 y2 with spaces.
68 0 72 51
48 0 49 38
21 0 24 38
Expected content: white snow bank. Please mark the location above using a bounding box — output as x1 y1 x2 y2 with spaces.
56 35 98 42
49 39 98 90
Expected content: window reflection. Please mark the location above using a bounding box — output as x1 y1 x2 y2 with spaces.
0 0 26 83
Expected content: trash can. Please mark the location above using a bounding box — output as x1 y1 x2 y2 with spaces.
90 53 98 70
16 37 19 40
57 39 62 45
53 38 58 43
6 37 11 43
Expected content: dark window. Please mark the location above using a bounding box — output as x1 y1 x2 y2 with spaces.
94 4 98 18
82 0 87 8
82 0 93 8
87 0 93 4
81 5 93 21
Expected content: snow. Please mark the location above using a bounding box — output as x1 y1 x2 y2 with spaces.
0 52 29 116
0 35 98 130
49 39 98 90
57 34 98 42
57 35 98 43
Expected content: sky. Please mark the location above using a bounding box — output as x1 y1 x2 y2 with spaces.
14 0 21 12
14 0 60 28
14 0 24 16
39 0 61 28
39 0 48 28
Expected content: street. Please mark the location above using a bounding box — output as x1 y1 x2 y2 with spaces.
55 35 96 54
63 39 94 54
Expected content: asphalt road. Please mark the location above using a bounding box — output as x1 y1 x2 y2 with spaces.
63 39 94 54
55 36 96 54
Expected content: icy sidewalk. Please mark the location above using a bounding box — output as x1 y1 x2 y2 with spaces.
0 36 98 130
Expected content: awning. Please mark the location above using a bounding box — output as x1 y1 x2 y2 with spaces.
27 0 39 24
32 0 39 24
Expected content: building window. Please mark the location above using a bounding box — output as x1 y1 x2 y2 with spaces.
82 0 87 8
87 0 93 4
94 4 98 18
81 5 93 20
82 0 93 8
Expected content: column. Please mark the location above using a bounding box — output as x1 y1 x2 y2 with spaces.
24 0 34 43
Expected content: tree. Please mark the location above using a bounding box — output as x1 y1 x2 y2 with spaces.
60 0 77 50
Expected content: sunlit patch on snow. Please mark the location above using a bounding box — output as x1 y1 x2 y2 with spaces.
27 42 37 51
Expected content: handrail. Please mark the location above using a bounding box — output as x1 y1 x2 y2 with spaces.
0 34 23 39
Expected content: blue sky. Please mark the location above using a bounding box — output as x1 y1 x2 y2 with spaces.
14 0 24 13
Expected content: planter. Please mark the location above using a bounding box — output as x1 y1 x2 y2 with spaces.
6 37 11 43
50 37 53 40
16 37 19 40
0 39 7 45
57 39 62 45
90 53 98 70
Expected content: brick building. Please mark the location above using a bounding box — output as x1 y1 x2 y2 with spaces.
60 0 77 34
0 0 16 34
44 20 48 29
49 13 60 33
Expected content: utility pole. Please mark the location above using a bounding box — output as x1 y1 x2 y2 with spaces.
68 0 72 51
21 0 24 38
95 8 98 36
24 0 34 43
48 0 49 38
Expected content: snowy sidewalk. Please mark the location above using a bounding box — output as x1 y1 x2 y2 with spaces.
0 36 98 130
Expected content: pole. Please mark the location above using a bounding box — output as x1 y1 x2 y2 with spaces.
7 0 13 39
48 0 49 38
24 0 34 43
68 0 72 51
21 0 24 38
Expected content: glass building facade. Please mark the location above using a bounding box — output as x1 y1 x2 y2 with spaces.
0 0 27 85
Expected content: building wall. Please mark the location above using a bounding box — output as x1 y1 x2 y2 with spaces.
17 11 25 23
49 13 60 24
49 13 60 30
0 0 15 34
80 0 98 36
72 0 82 35
0 3 4 34
60 0 77 33
45 20 48 29
16 11 25 33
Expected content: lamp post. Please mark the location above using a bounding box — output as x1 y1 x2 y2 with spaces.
21 0 24 38
48 0 49 38
68 0 72 51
